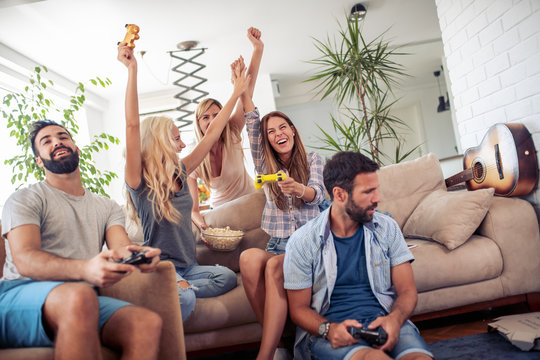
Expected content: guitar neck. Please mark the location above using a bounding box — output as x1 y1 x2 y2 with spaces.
445 168 473 188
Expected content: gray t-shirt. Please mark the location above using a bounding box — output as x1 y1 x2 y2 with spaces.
127 164 196 269
1 181 125 280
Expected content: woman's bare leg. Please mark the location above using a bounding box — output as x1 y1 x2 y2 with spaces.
257 254 288 360
239 248 275 324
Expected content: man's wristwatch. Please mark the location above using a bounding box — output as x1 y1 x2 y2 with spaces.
318 321 331 339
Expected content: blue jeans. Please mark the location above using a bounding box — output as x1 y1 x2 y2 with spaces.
309 319 433 360
175 263 237 321
265 237 289 255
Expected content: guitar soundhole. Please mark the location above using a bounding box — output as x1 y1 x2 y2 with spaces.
472 159 486 184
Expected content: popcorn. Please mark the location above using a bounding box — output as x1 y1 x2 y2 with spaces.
202 227 244 251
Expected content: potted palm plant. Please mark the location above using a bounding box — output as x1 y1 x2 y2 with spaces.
306 15 419 165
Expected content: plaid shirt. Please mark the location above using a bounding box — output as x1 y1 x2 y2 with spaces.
283 209 415 360
245 108 325 238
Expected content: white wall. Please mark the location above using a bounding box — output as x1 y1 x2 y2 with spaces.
435 0 540 216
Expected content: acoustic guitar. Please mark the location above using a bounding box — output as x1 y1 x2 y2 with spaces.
444 123 538 196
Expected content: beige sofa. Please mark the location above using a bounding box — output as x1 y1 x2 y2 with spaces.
0 224 186 360
5 152 538 358
181 152 540 355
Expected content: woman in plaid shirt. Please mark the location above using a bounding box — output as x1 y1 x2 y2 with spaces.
238 86 326 360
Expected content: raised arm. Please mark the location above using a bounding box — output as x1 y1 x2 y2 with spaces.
230 27 264 132
117 44 143 190
182 60 250 174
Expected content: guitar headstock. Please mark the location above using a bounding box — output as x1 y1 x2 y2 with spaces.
119 24 140 48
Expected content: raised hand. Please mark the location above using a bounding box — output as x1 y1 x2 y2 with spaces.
231 57 251 97
230 56 245 85
247 27 263 50
117 43 137 69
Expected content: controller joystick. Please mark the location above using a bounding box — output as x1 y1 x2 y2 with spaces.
114 250 152 266
254 173 288 190
349 327 388 346
118 24 140 48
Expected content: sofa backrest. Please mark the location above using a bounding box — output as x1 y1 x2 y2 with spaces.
377 153 446 229
196 190 269 272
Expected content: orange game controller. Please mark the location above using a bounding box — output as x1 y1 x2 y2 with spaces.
119 24 140 48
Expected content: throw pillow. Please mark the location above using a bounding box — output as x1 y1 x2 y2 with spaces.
403 188 495 250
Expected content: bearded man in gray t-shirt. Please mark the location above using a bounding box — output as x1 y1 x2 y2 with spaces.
0 120 163 359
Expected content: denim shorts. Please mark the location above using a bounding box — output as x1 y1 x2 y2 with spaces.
309 318 433 360
0 280 131 348
265 237 289 255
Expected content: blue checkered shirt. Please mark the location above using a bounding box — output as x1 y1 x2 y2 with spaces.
245 108 325 238
283 208 415 359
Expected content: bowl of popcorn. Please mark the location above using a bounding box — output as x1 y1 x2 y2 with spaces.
202 226 244 252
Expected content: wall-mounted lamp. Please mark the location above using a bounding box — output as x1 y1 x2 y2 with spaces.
434 68 450 113
349 3 367 22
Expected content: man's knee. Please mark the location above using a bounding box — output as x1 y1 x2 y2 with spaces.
400 352 433 360
45 283 99 328
350 348 390 360
127 307 162 338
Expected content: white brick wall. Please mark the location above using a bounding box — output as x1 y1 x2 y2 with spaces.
435 0 540 216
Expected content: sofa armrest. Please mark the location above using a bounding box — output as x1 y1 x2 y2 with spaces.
477 197 540 295
99 261 185 360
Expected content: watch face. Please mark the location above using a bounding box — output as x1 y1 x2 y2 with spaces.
318 322 329 336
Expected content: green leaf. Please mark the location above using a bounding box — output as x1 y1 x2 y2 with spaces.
2 66 116 196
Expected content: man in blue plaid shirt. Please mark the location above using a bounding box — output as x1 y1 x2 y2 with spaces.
283 152 433 360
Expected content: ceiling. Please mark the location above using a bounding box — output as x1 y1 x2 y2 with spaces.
0 0 444 100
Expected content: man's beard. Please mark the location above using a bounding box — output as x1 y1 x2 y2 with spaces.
345 196 377 224
40 147 79 174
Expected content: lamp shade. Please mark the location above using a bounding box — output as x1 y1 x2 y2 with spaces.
349 3 367 21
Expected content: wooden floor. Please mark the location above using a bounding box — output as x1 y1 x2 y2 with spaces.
416 303 531 343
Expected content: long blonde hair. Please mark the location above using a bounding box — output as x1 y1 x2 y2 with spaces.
126 116 184 224
260 111 310 210
194 98 242 187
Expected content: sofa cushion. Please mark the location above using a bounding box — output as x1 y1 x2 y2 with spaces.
203 190 266 231
403 188 494 250
377 153 446 229
408 235 503 293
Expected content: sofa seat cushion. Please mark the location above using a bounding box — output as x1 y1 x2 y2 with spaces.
377 153 446 228
183 274 257 333
408 235 503 293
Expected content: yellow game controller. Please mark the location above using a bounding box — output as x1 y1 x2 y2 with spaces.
255 173 288 190
119 24 140 48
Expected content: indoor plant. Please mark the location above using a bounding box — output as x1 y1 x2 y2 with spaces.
1 66 119 197
306 15 419 165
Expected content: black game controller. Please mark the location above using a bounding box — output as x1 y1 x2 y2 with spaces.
349 327 388 346
114 250 152 266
